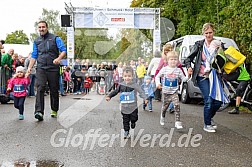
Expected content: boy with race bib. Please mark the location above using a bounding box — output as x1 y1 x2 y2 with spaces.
106 66 148 139
155 51 188 129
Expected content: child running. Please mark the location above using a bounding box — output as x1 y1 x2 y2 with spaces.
155 51 188 129
106 66 148 139
141 75 155 112
7 66 30 120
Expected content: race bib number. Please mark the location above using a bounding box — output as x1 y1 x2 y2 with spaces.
120 91 135 103
164 78 178 87
13 84 25 93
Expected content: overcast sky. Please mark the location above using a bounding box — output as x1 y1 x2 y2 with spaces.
0 0 132 40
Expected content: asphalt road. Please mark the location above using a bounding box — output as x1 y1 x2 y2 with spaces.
0 92 252 167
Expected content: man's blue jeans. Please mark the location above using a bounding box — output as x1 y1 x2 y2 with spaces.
197 76 222 125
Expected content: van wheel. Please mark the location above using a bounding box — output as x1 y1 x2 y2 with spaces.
181 83 191 104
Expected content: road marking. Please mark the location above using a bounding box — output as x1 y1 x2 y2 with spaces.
58 93 104 128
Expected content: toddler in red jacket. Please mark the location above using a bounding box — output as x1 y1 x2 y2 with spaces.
83 73 92 95
7 66 30 120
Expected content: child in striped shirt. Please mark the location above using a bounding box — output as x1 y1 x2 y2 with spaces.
155 51 188 129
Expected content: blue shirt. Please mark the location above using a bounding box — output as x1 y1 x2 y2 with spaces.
31 36 67 59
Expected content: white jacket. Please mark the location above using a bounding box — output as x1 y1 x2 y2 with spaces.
147 57 161 76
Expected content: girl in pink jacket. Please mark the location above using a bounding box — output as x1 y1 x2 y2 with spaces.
7 66 30 120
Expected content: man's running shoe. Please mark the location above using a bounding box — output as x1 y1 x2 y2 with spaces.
35 112 43 121
51 111 57 118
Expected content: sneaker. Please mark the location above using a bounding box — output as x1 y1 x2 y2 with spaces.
175 121 183 129
149 109 153 112
131 122 136 129
161 110 166 118
51 111 57 118
203 125 216 133
211 119 217 129
124 131 130 139
160 115 165 126
228 108 239 114
19 114 24 120
34 112 43 121
169 109 175 114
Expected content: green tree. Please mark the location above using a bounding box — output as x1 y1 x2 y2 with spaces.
5 30 29 44
218 0 252 62
74 28 115 61
131 0 252 65
30 8 65 43
114 28 152 63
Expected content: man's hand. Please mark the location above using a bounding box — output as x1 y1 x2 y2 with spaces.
4 64 9 70
25 72 30 78
53 58 61 64
187 67 193 78
106 96 111 101
157 84 162 89
27 67 32 75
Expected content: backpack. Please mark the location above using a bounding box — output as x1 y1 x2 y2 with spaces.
223 46 246 74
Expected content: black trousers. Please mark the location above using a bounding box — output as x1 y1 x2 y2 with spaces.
154 88 161 100
35 68 59 115
121 109 138 131
14 96 26 115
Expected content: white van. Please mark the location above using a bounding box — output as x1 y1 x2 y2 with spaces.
170 35 239 103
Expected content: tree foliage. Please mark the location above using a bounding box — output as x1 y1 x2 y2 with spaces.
113 28 152 63
131 0 252 63
74 28 115 61
30 8 65 43
5 30 29 44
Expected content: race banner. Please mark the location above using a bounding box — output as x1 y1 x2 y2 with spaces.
93 8 134 28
